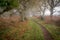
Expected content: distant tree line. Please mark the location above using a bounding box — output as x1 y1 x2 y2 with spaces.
0 0 60 21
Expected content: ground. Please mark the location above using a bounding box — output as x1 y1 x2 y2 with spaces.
0 17 60 40
0 18 44 40
33 18 60 40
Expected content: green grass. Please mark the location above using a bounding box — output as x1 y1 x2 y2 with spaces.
22 20 44 40
34 18 60 40
0 20 44 40
44 24 60 40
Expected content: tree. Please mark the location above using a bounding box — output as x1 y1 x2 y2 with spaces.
47 0 60 19
18 0 30 21
18 0 41 21
0 0 19 15
39 0 47 20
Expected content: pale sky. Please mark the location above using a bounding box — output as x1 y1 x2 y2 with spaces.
45 6 60 16
45 9 50 15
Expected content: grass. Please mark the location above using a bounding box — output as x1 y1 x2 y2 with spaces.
20 20 44 40
34 18 60 40
0 21 28 40
44 24 60 40
0 20 44 40
22 20 44 40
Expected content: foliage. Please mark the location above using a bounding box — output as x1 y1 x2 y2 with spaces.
0 0 19 8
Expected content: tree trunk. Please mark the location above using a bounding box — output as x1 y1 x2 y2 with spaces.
0 7 12 17
41 7 45 20
20 13 25 22
50 7 53 21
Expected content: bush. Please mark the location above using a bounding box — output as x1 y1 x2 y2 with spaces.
54 19 60 26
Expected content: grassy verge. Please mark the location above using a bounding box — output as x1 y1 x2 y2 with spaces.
34 18 60 40
23 20 44 40
0 21 28 40
0 20 44 40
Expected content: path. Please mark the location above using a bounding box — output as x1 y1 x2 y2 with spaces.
32 19 54 40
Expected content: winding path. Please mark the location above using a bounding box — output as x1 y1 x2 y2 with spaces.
32 19 54 40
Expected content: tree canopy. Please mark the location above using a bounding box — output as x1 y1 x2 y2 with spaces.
0 0 19 8
0 0 19 15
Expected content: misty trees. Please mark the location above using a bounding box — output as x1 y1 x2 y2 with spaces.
18 0 41 21
1 0 60 21
39 0 47 20
0 0 28 22
18 0 31 21
0 0 30 21
47 0 60 18
39 0 60 20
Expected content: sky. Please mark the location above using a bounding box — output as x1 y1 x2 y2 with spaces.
45 6 60 16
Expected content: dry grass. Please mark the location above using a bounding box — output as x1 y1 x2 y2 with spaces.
37 16 60 26
44 16 60 26
0 16 29 40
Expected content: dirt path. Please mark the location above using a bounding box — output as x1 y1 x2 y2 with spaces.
32 20 54 40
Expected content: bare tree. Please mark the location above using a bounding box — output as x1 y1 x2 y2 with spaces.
39 0 48 20
18 0 41 21
47 0 60 18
